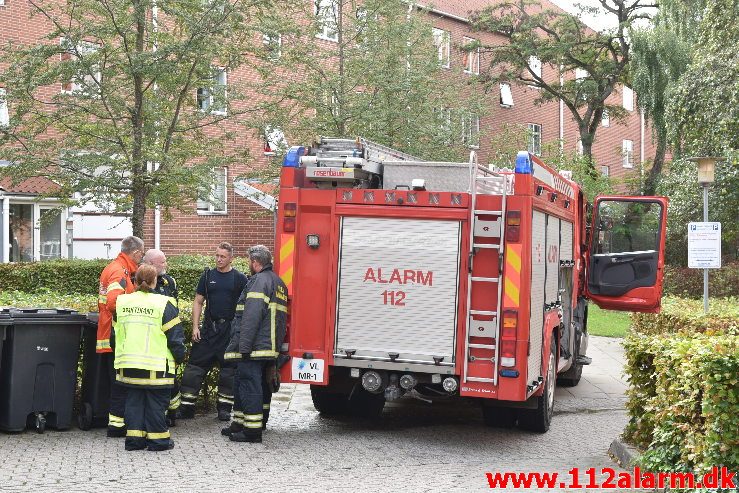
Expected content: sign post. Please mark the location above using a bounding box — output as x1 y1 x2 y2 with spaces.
688 222 721 313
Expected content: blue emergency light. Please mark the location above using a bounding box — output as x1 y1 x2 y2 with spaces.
515 151 532 174
283 146 306 167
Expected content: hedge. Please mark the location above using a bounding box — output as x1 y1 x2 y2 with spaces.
663 262 739 299
0 290 221 411
624 297 738 476
0 255 250 300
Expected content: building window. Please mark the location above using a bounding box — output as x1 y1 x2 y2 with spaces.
197 67 227 115
577 139 583 156
262 33 282 60
622 85 634 111
315 0 338 42
575 68 588 80
462 113 480 148
622 139 634 168
528 123 542 155
197 167 228 213
601 165 609 176
60 38 100 95
500 83 513 107
601 109 610 127
528 56 542 80
462 37 479 75
432 28 450 68
0 88 8 127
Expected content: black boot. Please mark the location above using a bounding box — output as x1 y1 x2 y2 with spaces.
107 426 126 438
221 421 243 437
229 430 262 443
216 402 232 422
175 406 195 419
147 439 175 452
166 410 177 428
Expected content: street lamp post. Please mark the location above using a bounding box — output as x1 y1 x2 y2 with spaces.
687 157 721 314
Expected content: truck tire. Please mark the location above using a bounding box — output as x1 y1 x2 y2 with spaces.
518 335 556 433
311 385 348 416
347 385 385 419
482 405 517 428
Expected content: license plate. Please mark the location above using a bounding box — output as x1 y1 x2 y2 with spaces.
291 358 325 382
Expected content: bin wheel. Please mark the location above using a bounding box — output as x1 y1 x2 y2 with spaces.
35 414 46 434
77 403 93 431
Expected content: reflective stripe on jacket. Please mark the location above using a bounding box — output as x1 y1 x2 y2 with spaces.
97 253 137 353
113 291 185 387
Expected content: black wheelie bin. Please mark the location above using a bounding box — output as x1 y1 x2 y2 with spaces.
0 308 86 433
77 312 112 430
0 308 10 372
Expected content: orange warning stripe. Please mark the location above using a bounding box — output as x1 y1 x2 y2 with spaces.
503 244 522 307
278 233 295 294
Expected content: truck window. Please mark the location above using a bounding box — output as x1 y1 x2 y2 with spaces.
594 200 662 254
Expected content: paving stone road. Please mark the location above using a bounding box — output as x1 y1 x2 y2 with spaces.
0 336 644 492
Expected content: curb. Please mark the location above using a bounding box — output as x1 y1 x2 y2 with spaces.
609 436 641 468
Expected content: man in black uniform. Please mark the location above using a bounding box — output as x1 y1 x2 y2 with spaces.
143 249 180 426
229 245 287 444
178 242 249 421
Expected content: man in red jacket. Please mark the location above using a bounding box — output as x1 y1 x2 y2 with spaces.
97 235 145 437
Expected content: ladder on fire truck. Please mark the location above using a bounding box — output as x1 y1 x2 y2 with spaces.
463 153 511 386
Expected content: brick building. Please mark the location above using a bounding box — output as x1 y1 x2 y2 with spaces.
0 0 654 260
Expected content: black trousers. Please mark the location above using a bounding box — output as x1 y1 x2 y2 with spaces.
124 386 171 450
180 319 235 410
234 359 272 433
104 348 126 430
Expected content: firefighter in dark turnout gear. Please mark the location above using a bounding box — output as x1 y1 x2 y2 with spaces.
143 249 180 427
98 236 145 438
178 242 248 421
113 264 185 451
229 245 287 444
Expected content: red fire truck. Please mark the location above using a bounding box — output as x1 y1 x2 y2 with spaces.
274 137 667 432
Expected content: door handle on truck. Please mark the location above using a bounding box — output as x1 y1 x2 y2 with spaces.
611 256 634 263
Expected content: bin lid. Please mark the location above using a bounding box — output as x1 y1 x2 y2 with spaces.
7 307 88 325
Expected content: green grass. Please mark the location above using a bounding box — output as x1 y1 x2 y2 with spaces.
587 304 632 337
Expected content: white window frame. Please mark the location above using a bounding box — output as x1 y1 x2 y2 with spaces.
601 109 610 127
462 113 480 149
432 28 451 68
622 85 634 111
197 67 228 115
622 139 634 168
197 167 228 214
315 0 339 42
575 68 588 81
262 32 282 60
60 37 100 96
601 165 610 176
5 200 68 262
528 56 542 82
462 37 479 75
0 88 8 127
500 83 513 107
528 123 542 156
577 139 583 156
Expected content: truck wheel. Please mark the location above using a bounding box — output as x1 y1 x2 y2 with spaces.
311 385 348 416
481 405 517 428
347 385 385 419
518 336 556 433
35 414 46 434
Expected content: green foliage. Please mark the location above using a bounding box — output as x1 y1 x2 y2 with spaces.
657 158 739 265
623 297 738 474
664 262 739 299
250 0 481 170
0 0 274 236
0 256 250 299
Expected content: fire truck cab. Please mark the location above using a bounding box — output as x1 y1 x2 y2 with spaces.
274 138 668 432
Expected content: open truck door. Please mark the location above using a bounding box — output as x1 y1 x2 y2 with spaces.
585 196 668 313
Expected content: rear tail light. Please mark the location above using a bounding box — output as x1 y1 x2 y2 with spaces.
283 202 296 232
500 309 518 368
505 211 521 242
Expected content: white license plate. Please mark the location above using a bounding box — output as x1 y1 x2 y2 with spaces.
291 358 325 382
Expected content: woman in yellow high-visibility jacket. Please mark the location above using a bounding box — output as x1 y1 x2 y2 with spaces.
113 264 185 452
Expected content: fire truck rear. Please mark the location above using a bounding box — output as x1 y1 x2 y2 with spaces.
274 137 668 432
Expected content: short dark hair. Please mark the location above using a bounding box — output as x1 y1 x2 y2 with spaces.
217 242 234 256
121 236 144 254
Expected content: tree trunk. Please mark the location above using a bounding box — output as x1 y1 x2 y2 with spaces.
130 0 148 240
580 129 598 178
642 135 666 196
